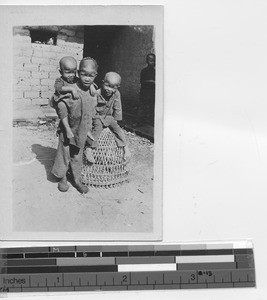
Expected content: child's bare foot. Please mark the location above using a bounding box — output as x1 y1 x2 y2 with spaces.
123 146 131 161
58 176 69 192
85 148 95 163
74 180 89 194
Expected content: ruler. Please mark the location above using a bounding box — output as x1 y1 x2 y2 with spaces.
0 242 255 293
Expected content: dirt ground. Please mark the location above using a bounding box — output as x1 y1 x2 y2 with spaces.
12 123 154 234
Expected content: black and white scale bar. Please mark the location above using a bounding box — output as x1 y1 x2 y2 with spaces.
0 260 255 274
0 243 255 292
0 254 255 269
0 248 254 257
0 249 254 261
0 244 254 256
1 265 118 274
0 269 255 292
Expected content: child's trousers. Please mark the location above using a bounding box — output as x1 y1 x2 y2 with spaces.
51 137 83 184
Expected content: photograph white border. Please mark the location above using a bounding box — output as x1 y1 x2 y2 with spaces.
0 5 163 241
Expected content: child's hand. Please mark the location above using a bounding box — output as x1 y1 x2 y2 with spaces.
67 131 74 139
72 88 79 100
97 94 107 104
87 131 95 141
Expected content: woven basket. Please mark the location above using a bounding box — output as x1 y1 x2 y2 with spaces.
81 128 129 188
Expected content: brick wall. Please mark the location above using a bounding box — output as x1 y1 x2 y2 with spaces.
14 25 155 116
13 26 84 106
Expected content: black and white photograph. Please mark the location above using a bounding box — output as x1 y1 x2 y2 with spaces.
2 0 267 299
0 6 163 240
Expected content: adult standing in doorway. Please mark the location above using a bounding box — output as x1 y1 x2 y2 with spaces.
137 53 156 126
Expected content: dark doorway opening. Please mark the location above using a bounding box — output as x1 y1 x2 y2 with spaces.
83 25 155 126
84 26 123 87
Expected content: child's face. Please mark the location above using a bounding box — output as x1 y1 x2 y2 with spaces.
78 64 97 89
102 79 120 97
60 64 77 84
146 55 155 67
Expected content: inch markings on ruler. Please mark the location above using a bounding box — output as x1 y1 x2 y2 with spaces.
0 243 256 293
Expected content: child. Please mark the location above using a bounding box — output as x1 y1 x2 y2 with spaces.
85 72 130 163
137 53 155 125
50 56 80 144
51 57 98 194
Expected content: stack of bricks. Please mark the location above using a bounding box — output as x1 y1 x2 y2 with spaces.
13 26 84 106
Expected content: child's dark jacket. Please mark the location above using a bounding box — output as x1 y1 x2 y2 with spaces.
94 89 122 127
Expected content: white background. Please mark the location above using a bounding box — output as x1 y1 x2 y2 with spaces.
1 0 267 299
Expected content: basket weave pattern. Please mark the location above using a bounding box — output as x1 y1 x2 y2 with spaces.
81 128 129 188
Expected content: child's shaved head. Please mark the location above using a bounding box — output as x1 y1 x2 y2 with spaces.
104 72 121 86
78 57 98 89
59 56 77 70
59 56 77 84
79 57 99 72
102 72 121 97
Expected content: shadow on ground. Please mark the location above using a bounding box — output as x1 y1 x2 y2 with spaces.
13 127 154 233
31 144 58 183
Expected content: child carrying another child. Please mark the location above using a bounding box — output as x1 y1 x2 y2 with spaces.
51 57 98 193
85 72 130 163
